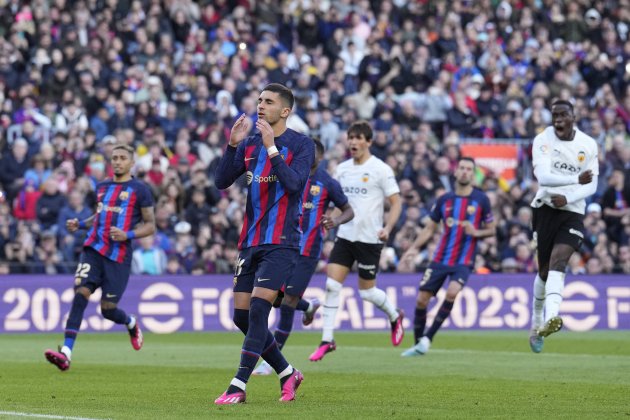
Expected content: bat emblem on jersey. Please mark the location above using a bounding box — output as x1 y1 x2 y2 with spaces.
577 151 585 163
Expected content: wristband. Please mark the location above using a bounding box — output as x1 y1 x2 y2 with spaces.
78 220 86 229
267 145 279 156
127 230 136 240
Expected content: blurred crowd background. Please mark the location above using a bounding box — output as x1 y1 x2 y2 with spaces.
0 0 629 276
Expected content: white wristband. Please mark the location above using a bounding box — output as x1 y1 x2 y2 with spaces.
267 145 279 156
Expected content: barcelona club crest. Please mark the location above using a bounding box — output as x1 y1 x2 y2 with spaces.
577 151 586 163
467 205 476 215
310 185 321 196
119 191 129 200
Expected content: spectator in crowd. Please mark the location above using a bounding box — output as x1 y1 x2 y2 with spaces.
0 0 628 275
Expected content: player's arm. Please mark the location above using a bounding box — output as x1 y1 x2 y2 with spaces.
464 219 497 238
322 203 354 230
532 136 581 187
402 218 439 260
552 146 599 206
110 207 156 242
378 192 402 242
214 143 246 189
67 214 96 232
269 139 315 194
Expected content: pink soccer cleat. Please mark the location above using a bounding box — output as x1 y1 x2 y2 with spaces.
279 369 304 402
308 341 336 362
391 309 405 347
129 320 143 351
214 390 246 405
302 298 321 326
44 348 70 371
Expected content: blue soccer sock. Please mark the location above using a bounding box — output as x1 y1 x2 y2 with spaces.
102 307 129 325
426 300 454 341
296 299 309 312
273 304 295 350
413 307 427 344
233 297 273 387
64 293 89 351
230 306 290 381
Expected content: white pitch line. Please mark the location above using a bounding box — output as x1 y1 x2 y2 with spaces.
0 411 109 420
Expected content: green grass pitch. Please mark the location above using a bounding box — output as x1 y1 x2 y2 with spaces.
0 331 628 419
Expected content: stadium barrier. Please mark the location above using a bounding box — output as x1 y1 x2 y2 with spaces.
1 274 628 333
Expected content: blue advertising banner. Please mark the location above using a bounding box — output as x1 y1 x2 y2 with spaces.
1 274 629 333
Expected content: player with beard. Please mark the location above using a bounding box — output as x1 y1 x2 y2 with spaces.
527 100 598 353
401 157 495 356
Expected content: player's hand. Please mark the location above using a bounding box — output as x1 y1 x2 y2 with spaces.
321 215 337 230
229 114 251 147
66 218 79 233
402 248 418 262
578 170 593 185
377 228 390 242
463 221 477 237
550 194 568 207
256 118 275 150
109 226 127 242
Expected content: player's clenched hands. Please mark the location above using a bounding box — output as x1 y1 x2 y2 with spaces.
578 169 593 185
66 218 79 233
377 228 390 242
110 226 128 242
550 194 568 208
256 118 275 150
229 114 251 147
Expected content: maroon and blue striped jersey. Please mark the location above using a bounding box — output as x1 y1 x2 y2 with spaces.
430 188 493 267
215 128 314 250
84 179 154 264
300 167 348 258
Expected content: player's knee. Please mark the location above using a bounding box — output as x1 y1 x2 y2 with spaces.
75 287 91 299
232 308 249 335
326 278 342 293
249 297 272 327
282 294 299 307
417 293 430 308
101 306 117 320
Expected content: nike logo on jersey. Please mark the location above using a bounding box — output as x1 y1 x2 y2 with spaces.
257 278 271 282
106 293 117 298
245 157 256 161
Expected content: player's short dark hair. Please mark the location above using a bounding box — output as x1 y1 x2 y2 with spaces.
459 156 476 167
112 143 135 157
262 83 294 109
551 99 574 113
347 120 373 141
313 139 325 156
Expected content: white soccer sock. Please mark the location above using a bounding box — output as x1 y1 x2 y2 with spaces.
358 287 399 322
531 274 545 329
230 378 246 391
61 346 72 360
544 270 565 321
322 278 342 342
278 364 293 379
127 315 136 330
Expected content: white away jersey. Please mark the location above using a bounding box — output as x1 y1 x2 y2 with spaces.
335 155 400 243
531 126 599 214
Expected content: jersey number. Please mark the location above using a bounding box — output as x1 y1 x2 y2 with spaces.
74 263 91 278
420 268 433 287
